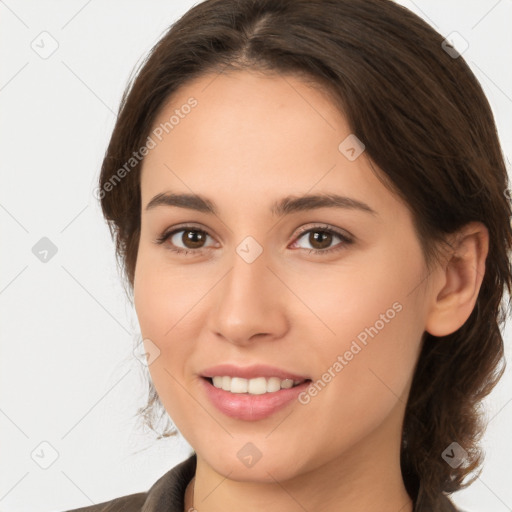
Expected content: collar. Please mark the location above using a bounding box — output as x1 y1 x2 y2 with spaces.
142 453 197 512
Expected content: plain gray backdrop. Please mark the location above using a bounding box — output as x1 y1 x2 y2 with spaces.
1 1 511 511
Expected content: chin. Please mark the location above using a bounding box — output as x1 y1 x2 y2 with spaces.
196 442 305 480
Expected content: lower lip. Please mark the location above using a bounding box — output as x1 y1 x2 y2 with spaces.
200 377 311 421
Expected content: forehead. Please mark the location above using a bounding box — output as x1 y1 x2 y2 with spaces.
144 70 347 164
139 70 406 222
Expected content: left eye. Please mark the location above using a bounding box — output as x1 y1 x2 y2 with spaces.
292 228 350 251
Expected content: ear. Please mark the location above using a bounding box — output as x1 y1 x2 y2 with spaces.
425 222 489 337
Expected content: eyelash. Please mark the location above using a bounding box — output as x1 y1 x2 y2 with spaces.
154 223 353 256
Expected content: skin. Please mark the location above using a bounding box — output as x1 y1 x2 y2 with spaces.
133 69 488 512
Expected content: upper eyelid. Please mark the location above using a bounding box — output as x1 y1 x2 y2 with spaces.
294 223 351 237
162 223 215 239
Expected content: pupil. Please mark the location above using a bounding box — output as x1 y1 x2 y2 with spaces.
310 231 332 249
183 230 205 248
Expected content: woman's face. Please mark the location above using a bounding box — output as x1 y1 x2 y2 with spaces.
134 70 435 482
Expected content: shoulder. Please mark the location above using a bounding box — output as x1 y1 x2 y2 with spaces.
61 454 197 512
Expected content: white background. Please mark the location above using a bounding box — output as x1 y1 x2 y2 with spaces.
0 1 511 511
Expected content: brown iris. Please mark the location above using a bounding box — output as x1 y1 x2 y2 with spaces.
309 230 333 250
182 230 206 249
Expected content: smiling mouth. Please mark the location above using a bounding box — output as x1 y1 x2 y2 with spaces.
202 376 312 395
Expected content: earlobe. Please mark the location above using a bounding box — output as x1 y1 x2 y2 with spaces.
425 222 489 337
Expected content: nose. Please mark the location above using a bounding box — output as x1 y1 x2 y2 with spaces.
206 247 289 346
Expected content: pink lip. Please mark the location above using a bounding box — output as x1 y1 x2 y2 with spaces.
200 377 311 421
200 363 310 381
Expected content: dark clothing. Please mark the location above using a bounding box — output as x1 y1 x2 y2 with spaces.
63 453 459 512
64 455 196 512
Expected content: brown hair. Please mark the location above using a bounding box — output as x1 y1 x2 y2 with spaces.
98 0 512 509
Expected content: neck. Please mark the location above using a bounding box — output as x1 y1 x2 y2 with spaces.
185 408 413 512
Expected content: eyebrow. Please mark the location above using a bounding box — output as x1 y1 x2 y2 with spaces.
145 192 377 216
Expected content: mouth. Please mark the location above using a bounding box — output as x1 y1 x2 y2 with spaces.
202 375 312 395
200 375 313 421
198 363 313 420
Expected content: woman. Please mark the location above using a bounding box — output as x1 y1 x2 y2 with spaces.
69 0 512 510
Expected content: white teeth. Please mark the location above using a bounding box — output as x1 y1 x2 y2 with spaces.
210 376 303 394
281 379 294 389
231 377 248 393
266 377 281 393
221 376 231 391
249 377 272 394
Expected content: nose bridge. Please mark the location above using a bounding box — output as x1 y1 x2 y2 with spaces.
229 246 267 298
207 240 288 344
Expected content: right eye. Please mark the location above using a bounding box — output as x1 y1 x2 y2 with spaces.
155 226 218 254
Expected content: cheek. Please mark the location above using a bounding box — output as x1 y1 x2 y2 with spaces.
298 236 424 367
288 285 424 468
294 247 424 352
133 249 197 392
304 281 423 400
133 244 205 336
134 258 203 430
296 246 426 432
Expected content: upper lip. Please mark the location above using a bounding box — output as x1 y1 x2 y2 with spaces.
200 364 310 382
